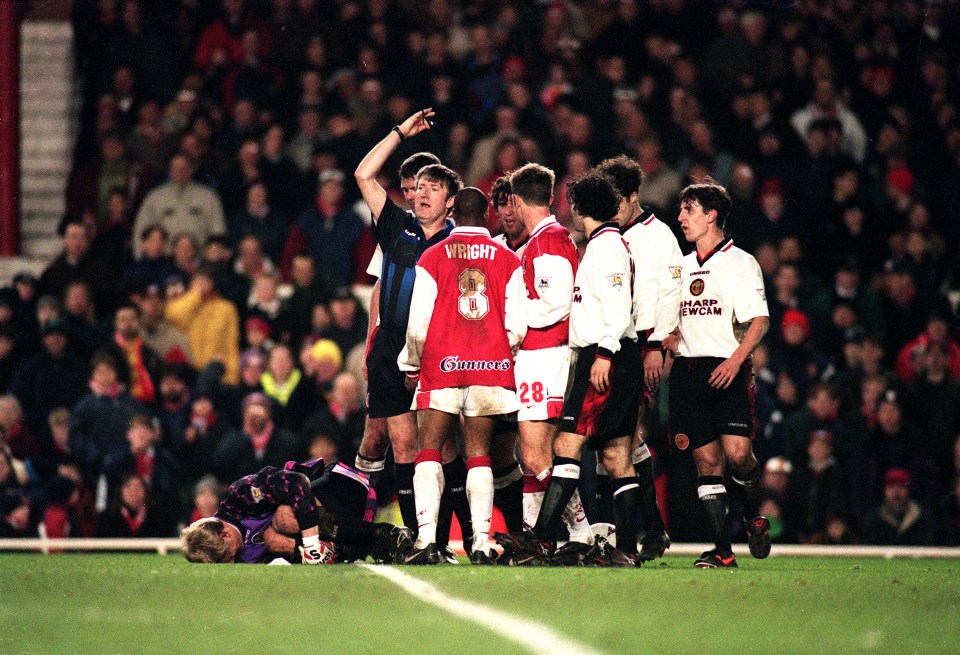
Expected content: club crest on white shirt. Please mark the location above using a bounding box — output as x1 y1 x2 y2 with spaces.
607 273 624 289
669 265 682 284
757 287 766 301
536 276 551 291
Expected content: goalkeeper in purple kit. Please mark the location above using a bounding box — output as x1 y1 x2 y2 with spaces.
181 459 412 564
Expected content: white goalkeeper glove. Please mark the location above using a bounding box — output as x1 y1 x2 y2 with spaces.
300 535 335 564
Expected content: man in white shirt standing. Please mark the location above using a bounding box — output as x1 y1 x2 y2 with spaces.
597 155 683 561
664 179 771 568
499 171 643 566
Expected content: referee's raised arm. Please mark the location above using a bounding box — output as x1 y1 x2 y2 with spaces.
355 108 436 221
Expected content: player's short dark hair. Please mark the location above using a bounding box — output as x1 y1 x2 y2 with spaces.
452 187 489 228
399 152 441 180
509 163 554 207
566 171 620 223
679 178 732 229
491 175 512 210
595 155 644 198
417 164 463 199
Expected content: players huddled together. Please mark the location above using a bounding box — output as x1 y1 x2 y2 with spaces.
184 110 771 569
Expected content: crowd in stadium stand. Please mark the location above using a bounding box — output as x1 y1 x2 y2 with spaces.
1 0 959 548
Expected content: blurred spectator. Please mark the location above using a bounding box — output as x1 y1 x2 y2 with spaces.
189 474 221 523
860 469 935 546
200 235 249 311
758 455 792 542
784 430 850 544
808 257 885 356
935 470 960 546
212 391 300 482
61 280 99 362
126 224 178 289
258 123 303 216
0 445 31 536
37 217 114 318
0 395 40 462
101 302 162 404
100 414 181 520
905 340 960 497
770 309 831 401
10 319 87 437
133 154 226 259
135 284 191 364
193 0 269 74
300 371 365 468
317 286 367 359
790 78 868 164
284 169 363 287
95 472 176 537
171 232 202 280
68 351 152 483
66 130 153 224
284 253 334 348
165 266 241 385
228 181 288 265
153 362 196 455
778 382 848 471
895 311 960 384
178 393 230 495
259 342 315 432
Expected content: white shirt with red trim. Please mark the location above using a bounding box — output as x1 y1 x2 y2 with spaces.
675 238 769 359
620 210 683 343
519 216 579 351
399 227 527 391
569 223 637 353
493 233 528 259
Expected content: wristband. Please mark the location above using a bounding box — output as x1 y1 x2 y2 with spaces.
391 125 406 141
596 347 614 361
646 341 664 352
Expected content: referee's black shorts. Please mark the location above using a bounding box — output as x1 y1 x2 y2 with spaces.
366 328 414 418
559 339 641 448
667 356 754 452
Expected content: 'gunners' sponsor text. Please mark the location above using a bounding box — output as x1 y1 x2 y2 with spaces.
439 356 511 372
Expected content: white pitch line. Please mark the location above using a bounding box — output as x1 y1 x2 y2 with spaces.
359 563 606 655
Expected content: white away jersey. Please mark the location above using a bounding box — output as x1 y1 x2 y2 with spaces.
620 210 683 343
675 238 768 358
569 223 637 352
493 233 528 259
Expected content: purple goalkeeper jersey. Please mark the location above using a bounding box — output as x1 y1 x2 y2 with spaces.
215 465 320 563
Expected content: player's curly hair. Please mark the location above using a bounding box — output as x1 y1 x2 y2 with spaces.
181 518 231 563
595 155 643 199
565 171 620 223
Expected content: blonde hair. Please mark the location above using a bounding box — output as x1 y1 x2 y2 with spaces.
181 518 231 563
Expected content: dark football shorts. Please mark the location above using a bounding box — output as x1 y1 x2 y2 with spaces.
667 356 755 452
366 328 414 418
559 339 641 448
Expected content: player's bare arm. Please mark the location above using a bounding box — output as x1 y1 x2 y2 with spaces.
708 316 769 389
355 108 436 219
263 526 297 556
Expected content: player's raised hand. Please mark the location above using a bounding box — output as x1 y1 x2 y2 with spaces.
397 108 436 139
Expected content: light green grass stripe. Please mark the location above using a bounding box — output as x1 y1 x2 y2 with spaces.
361 562 606 655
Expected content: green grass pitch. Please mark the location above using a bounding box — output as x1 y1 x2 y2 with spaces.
0 553 956 655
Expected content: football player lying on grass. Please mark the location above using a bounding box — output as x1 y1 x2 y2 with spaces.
181 459 412 564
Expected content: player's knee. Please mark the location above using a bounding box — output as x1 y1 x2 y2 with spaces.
600 447 632 479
